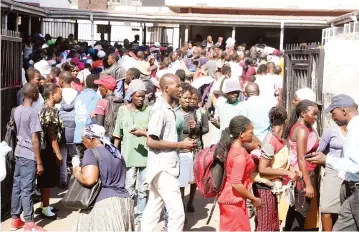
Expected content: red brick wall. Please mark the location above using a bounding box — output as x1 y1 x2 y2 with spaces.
78 0 107 11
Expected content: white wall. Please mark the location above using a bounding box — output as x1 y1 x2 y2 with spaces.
322 37 359 129
165 0 359 11
38 0 76 9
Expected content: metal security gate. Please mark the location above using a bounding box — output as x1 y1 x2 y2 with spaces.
1 29 22 221
283 43 325 135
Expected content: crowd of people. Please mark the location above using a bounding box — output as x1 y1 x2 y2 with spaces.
7 32 359 232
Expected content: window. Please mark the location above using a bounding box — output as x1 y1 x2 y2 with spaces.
132 0 142 5
97 24 108 34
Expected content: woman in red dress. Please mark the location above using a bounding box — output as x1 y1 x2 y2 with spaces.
217 115 262 231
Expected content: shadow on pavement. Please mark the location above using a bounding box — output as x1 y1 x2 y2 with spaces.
34 187 78 228
184 190 216 231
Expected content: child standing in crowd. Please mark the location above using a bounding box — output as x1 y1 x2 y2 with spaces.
217 116 261 231
113 79 151 226
10 83 46 231
38 84 64 219
17 68 44 114
57 71 79 189
178 83 200 215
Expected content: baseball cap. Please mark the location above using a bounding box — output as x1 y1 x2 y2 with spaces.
326 94 356 113
94 75 117 91
223 78 241 94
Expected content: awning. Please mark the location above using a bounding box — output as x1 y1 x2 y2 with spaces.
46 8 332 28
1 0 47 17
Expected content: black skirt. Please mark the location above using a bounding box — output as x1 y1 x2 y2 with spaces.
37 145 60 188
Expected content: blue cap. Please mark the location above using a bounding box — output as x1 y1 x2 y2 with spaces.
326 94 356 113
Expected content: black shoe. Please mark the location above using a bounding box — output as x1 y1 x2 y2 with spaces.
186 204 195 213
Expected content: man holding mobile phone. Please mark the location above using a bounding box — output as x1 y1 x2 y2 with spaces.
113 79 151 227
307 94 359 231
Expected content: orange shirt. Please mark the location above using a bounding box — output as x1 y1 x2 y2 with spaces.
218 146 255 204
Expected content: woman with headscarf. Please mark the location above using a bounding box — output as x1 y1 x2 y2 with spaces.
292 88 316 107
73 124 134 231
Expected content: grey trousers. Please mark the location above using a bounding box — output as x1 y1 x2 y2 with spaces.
333 182 359 231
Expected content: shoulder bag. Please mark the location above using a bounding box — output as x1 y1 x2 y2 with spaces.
62 148 102 209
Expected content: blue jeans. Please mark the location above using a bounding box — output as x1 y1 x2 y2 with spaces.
11 157 36 222
60 144 78 184
125 167 147 224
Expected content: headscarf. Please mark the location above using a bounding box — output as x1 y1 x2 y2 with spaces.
295 88 316 102
82 124 122 159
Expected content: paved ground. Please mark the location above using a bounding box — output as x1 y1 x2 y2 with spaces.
1 124 258 231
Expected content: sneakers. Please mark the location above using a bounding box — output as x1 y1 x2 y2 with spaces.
10 218 24 231
23 222 47 231
35 204 59 215
40 207 57 220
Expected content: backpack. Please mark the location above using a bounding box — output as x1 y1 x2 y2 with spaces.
193 145 226 224
1 108 17 220
104 94 124 140
193 145 226 198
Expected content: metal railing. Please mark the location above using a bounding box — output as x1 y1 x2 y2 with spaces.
322 21 359 46
0 29 22 221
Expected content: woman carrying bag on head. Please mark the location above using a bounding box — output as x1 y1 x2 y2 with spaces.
72 124 134 231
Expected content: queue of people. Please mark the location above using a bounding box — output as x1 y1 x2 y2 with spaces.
7 31 359 232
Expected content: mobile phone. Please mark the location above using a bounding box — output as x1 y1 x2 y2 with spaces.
305 154 314 159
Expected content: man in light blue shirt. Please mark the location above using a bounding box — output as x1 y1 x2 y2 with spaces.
307 94 359 231
240 82 275 142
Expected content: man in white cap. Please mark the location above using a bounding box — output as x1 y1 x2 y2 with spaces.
211 78 243 144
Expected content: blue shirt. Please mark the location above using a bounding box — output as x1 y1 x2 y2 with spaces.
327 115 359 182
240 96 275 142
73 89 101 143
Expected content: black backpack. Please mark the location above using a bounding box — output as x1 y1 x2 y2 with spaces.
1 108 17 220
104 95 124 140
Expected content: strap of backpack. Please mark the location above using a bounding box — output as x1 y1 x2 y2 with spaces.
206 195 219 225
219 77 226 92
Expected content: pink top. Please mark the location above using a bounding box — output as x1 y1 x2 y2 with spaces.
289 122 319 171
218 147 255 204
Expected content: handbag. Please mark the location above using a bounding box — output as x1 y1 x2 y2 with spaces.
62 148 102 209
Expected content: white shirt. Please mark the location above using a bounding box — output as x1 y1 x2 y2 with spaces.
240 96 275 142
327 115 359 182
146 97 179 184
229 61 243 79
255 74 282 105
118 55 137 71
32 94 44 114
156 68 174 80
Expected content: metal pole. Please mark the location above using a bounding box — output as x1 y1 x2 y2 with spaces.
139 23 143 46
40 17 43 35
143 23 147 46
90 14 94 46
4 13 8 30
184 25 189 43
28 15 31 36
15 13 19 32
232 26 235 39
280 21 285 51
108 20 111 44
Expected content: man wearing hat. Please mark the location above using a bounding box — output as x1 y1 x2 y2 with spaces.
113 79 151 227
307 94 359 231
210 78 243 144
93 76 118 127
